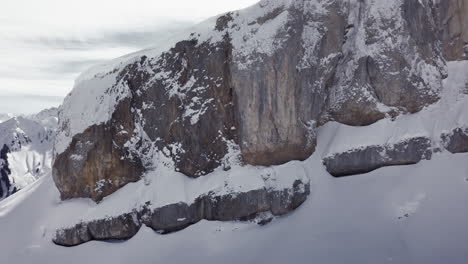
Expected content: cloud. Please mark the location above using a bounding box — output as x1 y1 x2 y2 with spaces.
27 22 194 50
0 0 259 114
0 93 63 114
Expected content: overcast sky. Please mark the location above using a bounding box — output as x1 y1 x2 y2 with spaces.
0 0 258 114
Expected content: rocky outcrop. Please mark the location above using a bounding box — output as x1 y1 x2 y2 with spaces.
53 98 144 201
323 137 433 177
329 0 444 126
54 0 447 201
442 127 468 153
53 178 310 247
437 0 468 60
0 145 15 199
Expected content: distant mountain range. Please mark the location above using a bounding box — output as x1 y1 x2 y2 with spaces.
0 108 57 199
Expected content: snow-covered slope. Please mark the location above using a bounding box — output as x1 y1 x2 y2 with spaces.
1 60 468 263
0 113 14 123
0 109 57 199
1 139 468 263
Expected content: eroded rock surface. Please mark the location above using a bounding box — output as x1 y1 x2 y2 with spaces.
53 178 310 247
437 0 468 60
53 0 448 201
442 127 468 153
323 137 433 177
53 98 144 201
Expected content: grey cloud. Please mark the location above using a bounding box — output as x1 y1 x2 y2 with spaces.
40 59 105 75
27 21 193 51
0 94 63 114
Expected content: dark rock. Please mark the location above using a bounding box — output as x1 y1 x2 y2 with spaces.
53 222 91 247
142 202 201 234
268 180 310 215
53 178 310 247
201 189 270 221
442 127 468 153
323 137 433 177
53 98 145 202
87 211 141 241
0 144 14 199
437 0 468 60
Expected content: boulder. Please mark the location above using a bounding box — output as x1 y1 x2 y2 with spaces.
323 137 433 177
442 127 468 153
53 223 91 247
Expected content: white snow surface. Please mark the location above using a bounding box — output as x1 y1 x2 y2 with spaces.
2 143 468 263
1 60 468 263
0 113 14 123
0 112 57 193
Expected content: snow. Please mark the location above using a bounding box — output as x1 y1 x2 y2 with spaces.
7 145 52 190
0 112 56 196
323 61 468 157
54 71 130 155
2 142 468 263
46 152 308 225
0 113 14 123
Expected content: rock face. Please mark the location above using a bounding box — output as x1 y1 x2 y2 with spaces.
437 0 468 60
0 145 15 199
53 99 144 201
323 137 433 177
442 127 468 153
54 0 447 201
53 178 310 247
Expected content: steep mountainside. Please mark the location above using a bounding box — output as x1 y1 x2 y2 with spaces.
0 110 57 200
54 0 448 202
1 58 468 261
1 0 468 259
46 0 468 246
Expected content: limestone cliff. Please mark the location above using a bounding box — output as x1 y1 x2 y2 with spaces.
53 0 456 202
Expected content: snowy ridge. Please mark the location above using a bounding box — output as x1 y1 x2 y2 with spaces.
0 111 57 194
0 113 14 123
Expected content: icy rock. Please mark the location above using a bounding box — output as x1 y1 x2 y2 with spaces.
323 137 433 177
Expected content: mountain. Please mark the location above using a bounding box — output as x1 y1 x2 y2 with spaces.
0 109 57 199
1 0 468 263
0 113 14 123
